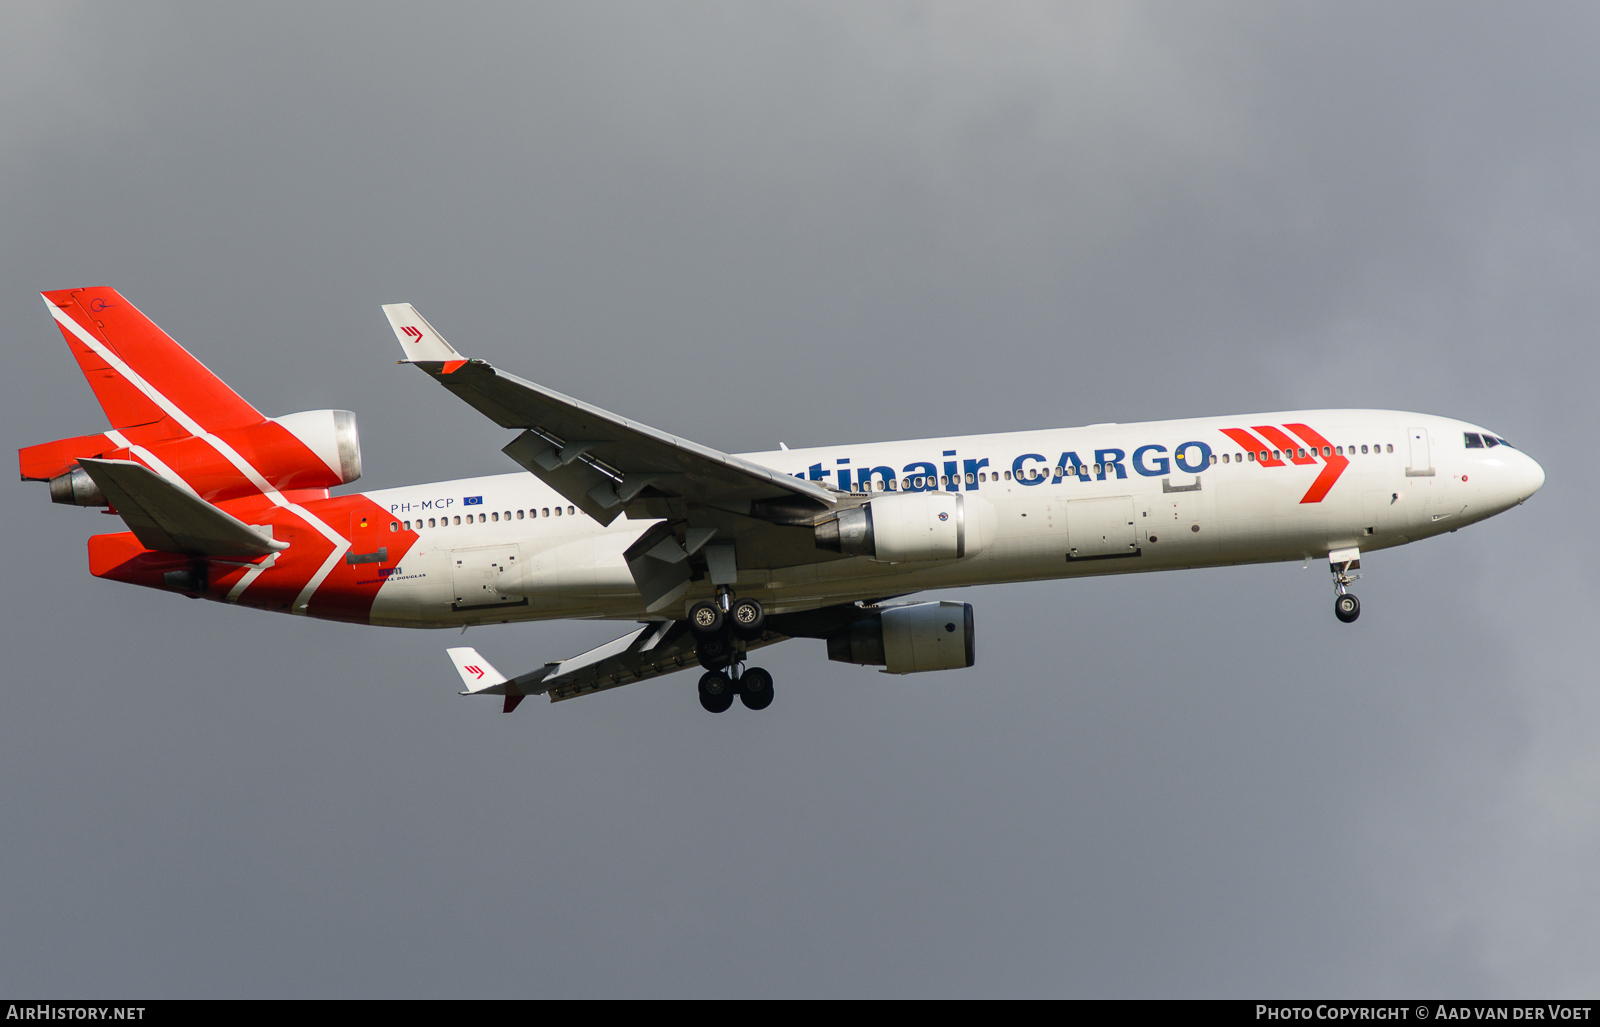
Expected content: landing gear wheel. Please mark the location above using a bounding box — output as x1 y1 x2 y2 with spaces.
689 600 724 638
698 671 735 713
739 667 774 710
1335 593 1361 623
696 634 735 671
730 597 766 639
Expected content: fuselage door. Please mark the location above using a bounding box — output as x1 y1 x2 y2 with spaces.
452 545 523 608
1066 496 1138 558
1406 427 1434 477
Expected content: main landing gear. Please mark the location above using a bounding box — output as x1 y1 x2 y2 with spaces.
1330 550 1362 624
690 591 773 712
697 665 774 713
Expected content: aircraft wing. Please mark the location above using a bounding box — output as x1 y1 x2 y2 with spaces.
78 458 288 558
382 303 837 527
450 621 790 709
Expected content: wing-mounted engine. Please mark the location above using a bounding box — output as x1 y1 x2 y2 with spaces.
825 600 976 674
814 492 996 563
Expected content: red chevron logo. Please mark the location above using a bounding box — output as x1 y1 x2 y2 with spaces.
401 326 424 344
1219 424 1350 504
464 664 485 679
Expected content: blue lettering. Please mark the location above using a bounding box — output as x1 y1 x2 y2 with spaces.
1012 453 1048 486
859 465 896 490
902 461 939 492
963 457 989 490
1095 448 1128 481
1054 452 1087 483
1132 445 1169 477
943 454 958 492
808 462 829 483
1174 441 1212 474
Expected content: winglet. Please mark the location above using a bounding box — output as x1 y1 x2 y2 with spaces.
446 646 509 694
383 303 464 363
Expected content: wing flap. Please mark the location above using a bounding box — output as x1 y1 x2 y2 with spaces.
78 458 288 557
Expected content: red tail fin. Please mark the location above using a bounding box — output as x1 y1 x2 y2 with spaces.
42 288 263 435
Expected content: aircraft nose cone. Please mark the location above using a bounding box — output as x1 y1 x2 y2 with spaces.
1510 451 1545 504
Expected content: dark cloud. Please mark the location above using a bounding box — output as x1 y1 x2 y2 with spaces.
2 1 1595 996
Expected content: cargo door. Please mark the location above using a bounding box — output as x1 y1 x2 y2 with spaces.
451 545 523 608
1066 496 1138 559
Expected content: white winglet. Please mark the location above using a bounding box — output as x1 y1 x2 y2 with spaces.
382 303 464 362
446 646 508 695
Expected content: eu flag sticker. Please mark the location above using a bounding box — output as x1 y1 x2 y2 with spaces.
464 496 483 506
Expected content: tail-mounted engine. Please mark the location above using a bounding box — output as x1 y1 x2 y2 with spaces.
25 409 362 506
826 601 975 674
815 492 995 563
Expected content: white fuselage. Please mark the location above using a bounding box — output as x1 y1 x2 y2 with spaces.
358 409 1543 628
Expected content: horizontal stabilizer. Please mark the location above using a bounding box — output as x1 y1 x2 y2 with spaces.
78 458 288 558
382 303 463 363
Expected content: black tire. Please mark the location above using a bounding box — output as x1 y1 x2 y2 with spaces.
739 667 774 710
1335 593 1361 623
730 597 766 639
696 634 734 671
689 600 724 637
698 671 735 713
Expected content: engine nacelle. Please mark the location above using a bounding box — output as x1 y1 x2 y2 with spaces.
815 492 994 563
271 409 363 485
48 466 107 506
826 601 975 674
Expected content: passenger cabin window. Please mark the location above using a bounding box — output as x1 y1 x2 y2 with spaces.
1361 445 1368 454
1385 444 1393 453
1210 454 1217 465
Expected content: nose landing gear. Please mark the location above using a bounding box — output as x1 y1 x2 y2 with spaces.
1329 548 1362 623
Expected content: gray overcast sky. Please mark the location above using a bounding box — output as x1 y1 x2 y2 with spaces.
2 1 1597 997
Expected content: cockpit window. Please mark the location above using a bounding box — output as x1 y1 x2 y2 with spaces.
1491 435 1512 448
1464 432 1484 448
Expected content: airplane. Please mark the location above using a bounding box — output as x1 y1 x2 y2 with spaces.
22 288 1545 713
